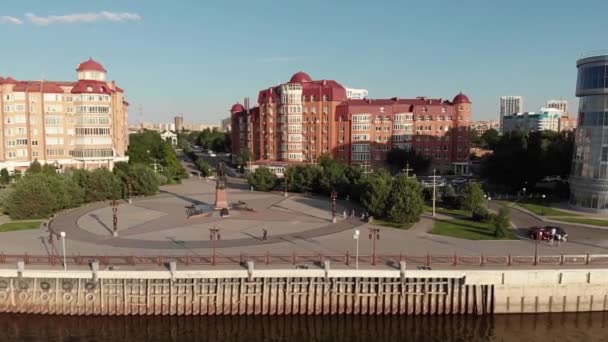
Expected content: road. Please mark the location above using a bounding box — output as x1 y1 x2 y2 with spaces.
490 202 608 253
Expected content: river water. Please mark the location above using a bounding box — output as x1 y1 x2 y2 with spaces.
1 313 607 342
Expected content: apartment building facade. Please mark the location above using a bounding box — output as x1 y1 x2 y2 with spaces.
0 58 129 172
231 71 471 174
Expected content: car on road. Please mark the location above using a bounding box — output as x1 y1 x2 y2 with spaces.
528 226 568 241
208 150 216 157
541 175 562 182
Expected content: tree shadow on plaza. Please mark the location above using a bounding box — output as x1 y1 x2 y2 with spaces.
89 214 113 235
159 189 206 206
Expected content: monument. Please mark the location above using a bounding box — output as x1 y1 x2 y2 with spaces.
214 162 229 210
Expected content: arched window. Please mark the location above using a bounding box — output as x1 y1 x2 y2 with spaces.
425 115 432 121
384 116 391 121
447 115 452 120
418 115 424 121
438 115 444 121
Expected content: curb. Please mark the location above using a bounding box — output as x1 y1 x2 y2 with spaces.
509 203 608 230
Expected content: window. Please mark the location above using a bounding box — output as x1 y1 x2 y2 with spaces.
602 146 608 162
417 115 424 121
32 151 39 158
31 140 38 146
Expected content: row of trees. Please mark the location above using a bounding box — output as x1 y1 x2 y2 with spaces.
481 130 573 191
183 148 212 177
127 131 188 184
247 155 425 224
179 128 231 153
5 161 159 219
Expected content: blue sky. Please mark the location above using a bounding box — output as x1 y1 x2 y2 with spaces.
1 0 606 123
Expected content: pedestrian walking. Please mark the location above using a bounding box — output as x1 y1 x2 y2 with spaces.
550 227 557 247
262 228 268 241
342 210 347 219
351 209 355 218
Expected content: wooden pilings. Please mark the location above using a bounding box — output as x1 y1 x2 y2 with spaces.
0 275 491 316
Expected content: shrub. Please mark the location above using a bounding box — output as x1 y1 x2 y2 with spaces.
472 205 490 222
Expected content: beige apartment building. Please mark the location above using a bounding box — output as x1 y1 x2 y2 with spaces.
0 58 129 172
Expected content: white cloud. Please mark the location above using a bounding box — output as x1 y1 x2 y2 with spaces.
25 11 141 26
1 16 23 25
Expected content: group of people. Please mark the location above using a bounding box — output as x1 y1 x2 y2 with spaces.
342 209 372 222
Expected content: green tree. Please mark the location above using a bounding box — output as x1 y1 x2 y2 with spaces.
160 142 187 181
387 176 425 223
0 168 9 185
41 164 58 175
27 159 42 173
71 168 122 202
461 182 485 211
5 173 84 219
128 164 160 196
360 169 393 217
492 207 511 238
127 130 164 164
195 159 211 177
385 148 431 175
248 167 277 192
285 165 319 193
480 128 500 149
469 129 481 147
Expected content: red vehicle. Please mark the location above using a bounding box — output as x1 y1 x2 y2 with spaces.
528 226 568 241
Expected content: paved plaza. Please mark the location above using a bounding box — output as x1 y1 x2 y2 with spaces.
1 172 608 261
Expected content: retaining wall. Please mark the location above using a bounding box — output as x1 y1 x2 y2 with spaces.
0 267 605 315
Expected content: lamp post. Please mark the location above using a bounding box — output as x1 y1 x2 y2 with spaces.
432 169 437 217
331 190 338 224
60 231 67 270
209 226 221 266
368 228 380 266
284 176 288 198
522 187 527 198
353 229 360 269
541 194 546 215
111 199 119 237
534 231 542 266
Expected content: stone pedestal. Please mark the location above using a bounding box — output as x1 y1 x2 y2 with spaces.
214 187 228 209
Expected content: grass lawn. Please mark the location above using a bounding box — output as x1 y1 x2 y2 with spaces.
424 205 471 217
431 218 518 240
373 219 414 230
515 202 579 217
549 217 608 227
0 220 42 232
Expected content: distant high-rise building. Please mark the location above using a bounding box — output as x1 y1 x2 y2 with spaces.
502 107 566 133
546 99 568 115
471 120 500 135
500 96 523 131
345 87 369 100
174 115 184 131
500 96 523 116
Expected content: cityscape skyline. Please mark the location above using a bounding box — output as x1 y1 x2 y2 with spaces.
1 0 604 123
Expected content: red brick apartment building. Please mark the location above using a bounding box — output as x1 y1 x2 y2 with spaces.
231 71 471 175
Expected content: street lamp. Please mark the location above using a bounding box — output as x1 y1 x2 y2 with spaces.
432 169 437 217
284 176 289 198
331 190 338 224
111 200 119 237
353 229 360 270
534 231 542 266
541 194 546 215
60 231 67 270
522 187 527 198
368 228 380 266
209 226 221 266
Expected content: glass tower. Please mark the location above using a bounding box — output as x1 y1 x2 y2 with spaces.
570 54 608 213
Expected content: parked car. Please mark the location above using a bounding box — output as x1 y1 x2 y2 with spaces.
528 226 568 241
541 175 562 182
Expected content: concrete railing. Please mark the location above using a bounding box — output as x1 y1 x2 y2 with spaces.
1 252 607 269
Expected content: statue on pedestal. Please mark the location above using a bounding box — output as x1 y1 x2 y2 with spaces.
214 162 229 210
